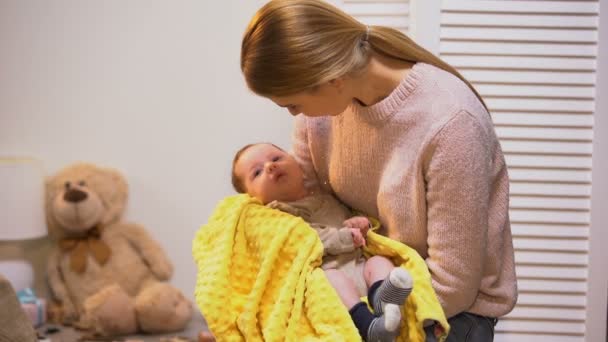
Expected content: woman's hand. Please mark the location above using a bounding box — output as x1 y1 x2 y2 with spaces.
350 228 366 247
343 216 371 237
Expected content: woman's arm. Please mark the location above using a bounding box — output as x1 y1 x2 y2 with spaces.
424 110 496 318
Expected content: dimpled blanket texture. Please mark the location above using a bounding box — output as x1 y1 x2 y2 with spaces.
193 195 449 341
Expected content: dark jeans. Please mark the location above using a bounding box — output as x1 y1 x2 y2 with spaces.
425 312 497 342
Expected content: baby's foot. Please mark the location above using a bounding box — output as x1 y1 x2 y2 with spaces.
372 268 413 315
367 304 401 342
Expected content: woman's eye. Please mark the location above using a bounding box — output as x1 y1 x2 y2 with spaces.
78 180 86 186
64 181 71 189
253 169 261 178
272 156 281 162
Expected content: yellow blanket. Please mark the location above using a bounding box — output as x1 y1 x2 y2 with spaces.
193 195 449 341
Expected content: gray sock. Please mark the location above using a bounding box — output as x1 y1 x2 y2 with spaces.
367 304 401 342
372 268 413 315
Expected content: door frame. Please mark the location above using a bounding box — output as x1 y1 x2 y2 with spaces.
586 1 608 340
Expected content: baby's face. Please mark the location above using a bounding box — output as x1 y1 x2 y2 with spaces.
234 144 306 204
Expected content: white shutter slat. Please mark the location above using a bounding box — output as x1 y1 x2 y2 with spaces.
509 183 591 197
487 98 595 112
479 84 595 98
505 155 592 169
511 224 589 238
440 41 597 57
501 141 592 155
510 196 591 209
516 293 586 307
514 238 588 252
510 209 590 224
442 27 597 43
496 320 585 334
495 334 583 342
442 1 598 14
517 279 587 293
441 12 598 29
497 127 592 141
516 265 586 280
460 70 595 85
445 55 596 72
509 306 586 320
515 251 587 266
491 113 594 127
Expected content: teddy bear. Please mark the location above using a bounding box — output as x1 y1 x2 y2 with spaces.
45 162 193 336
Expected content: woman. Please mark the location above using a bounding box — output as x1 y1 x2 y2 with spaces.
202 0 517 341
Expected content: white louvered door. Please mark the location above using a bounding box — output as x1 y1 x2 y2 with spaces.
439 1 599 341
335 0 605 341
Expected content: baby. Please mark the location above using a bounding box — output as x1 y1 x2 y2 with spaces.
232 142 414 342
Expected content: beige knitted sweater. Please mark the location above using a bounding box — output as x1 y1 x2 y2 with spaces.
292 63 517 319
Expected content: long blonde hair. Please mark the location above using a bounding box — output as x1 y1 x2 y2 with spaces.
241 0 487 109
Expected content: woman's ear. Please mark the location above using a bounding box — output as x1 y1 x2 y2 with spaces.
329 78 343 87
328 77 345 92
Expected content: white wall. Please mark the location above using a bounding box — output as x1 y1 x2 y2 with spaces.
0 0 294 300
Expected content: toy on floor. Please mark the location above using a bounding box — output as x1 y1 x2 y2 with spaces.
46 163 192 336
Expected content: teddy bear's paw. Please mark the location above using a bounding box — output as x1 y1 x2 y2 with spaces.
135 283 193 333
84 284 138 336
73 315 94 330
60 302 79 326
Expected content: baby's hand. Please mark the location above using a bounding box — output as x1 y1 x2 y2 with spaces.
350 228 366 247
343 216 371 236
198 331 216 342
267 200 289 212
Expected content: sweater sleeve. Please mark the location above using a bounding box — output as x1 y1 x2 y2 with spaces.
424 110 493 318
292 115 321 191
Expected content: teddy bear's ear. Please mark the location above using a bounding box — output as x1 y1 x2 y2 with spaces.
98 167 128 226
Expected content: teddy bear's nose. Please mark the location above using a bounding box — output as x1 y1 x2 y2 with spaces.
64 189 88 203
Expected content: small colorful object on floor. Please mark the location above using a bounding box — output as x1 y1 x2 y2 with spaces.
17 288 47 327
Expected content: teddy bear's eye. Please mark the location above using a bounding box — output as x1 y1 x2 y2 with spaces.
78 180 86 187
64 181 71 189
